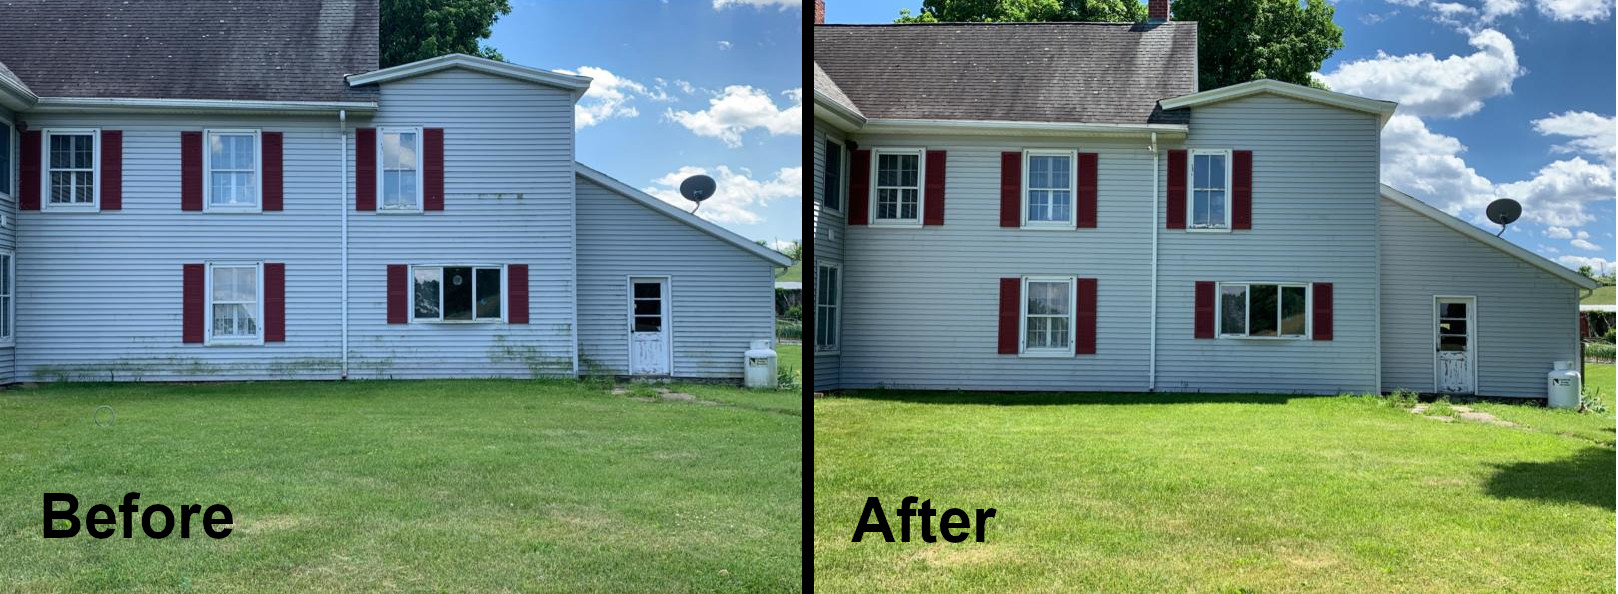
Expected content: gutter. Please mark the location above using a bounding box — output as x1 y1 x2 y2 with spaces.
1148 132 1159 391
31 97 378 115
858 118 1190 138
339 109 350 379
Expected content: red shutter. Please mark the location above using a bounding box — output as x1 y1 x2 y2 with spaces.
507 264 529 324
1313 282 1333 341
99 130 122 210
1077 152 1098 229
998 278 1020 354
1075 278 1097 354
1000 152 1021 228
181 131 203 211
265 263 285 342
847 149 870 225
386 264 408 324
262 132 283 211
1166 149 1186 229
923 150 945 225
182 264 205 343
1194 281 1215 339
424 128 444 211
1232 150 1252 230
19 130 39 210
355 128 376 211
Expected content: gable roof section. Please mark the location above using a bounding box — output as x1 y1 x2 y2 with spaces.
0 60 37 111
813 22 1197 126
1380 184 1600 290
813 62 865 131
347 54 590 93
1161 79 1397 127
0 0 378 103
574 163 793 267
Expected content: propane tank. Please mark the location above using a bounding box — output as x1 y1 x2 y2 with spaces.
744 339 778 389
1547 361 1581 409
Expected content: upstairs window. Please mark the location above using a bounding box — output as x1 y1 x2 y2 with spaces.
208 263 261 344
1189 150 1230 230
206 129 260 210
872 148 921 224
1025 151 1074 226
1219 282 1308 338
0 118 12 198
1022 277 1074 354
412 265 503 322
380 129 421 212
822 139 842 213
45 129 97 210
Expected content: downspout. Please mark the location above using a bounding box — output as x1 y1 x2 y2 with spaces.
1148 132 1159 392
339 109 349 379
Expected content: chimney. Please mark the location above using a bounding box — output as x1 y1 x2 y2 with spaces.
1148 0 1169 22
815 0 825 24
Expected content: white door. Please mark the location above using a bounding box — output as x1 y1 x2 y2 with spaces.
1435 297 1475 394
629 277 671 375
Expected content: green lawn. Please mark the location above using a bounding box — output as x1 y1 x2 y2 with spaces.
1581 284 1615 306
1 380 801 592
815 389 1615 592
776 262 802 283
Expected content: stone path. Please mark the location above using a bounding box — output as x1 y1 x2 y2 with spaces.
611 386 722 406
1410 403 1519 427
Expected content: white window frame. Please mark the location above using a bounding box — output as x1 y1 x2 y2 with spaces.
408 264 507 323
867 147 925 227
41 128 100 212
376 126 425 214
204 261 264 346
1187 148 1232 232
0 113 15 201
1216 281 1311 340
822 138 844 215
202 128 263 213
0 250 13 345
814 261 841 354
1019 275 1077 357
1022 149 1078 229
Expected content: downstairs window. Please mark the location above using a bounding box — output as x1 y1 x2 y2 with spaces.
412 265 503 322
1219 282 1308 338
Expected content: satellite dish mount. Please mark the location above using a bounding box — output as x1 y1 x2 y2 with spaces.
679 174 717 214
1485 198 1522 237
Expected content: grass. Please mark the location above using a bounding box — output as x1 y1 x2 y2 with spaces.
1468 363 1617 447
1 380 801 593
776 262 802 283
815 389 1615 593
1581 284 1615 306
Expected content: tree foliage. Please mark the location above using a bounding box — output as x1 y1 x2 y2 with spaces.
381 0 512 68
896 0 1144 23
893 0 1342 90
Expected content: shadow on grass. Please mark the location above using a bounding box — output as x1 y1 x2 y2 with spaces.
828 389 1336 407
1485 446 1616 510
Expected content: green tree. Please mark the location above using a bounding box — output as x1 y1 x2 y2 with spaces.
381 0 512 68
896 0 1144 23
893 0 1341 91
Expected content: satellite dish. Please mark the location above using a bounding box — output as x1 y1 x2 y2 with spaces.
1486 198 1521 236
679 175 717 213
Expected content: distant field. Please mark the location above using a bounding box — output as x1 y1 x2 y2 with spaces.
776 262 802 283
1582 284 1615 306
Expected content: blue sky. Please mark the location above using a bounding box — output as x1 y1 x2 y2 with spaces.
824 0 1617 274
488 0 803 250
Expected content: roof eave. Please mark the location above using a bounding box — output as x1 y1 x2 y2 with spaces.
1161 79 1397 128
857 118 1189 138
0 79 38 112
812 92 866 132
574 162 794 268
1380 184 1601 290
347 53 591 94
28 97 378 115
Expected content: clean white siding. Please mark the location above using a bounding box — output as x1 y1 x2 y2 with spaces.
1380 197 1580 397
1154 95 1381 394
811 119 844 390
15 113 345 381
575 176 775 378
838 134 1156 391
345 68 576 379
0 107 16 383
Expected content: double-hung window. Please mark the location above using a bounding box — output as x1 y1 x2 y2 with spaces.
205 129 260 211
1024 150 1075 226
1189 149 1230 230
1022 276 1075 354
0 116 13 199
208 262 262 344
822 139 842 213
814 263 840 352
0 251 12 342
412 265 503 322
872 148 922 225
45 129 97 210
379 128 422 212
1218 282 1308 338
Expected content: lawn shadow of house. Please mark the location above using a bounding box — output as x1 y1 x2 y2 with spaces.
1485 446 1615 510
831 390 1335 407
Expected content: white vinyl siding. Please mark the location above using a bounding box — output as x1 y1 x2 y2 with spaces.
43 129 98 210
1024 150 1075 227
204 129 260 211
812 120 846 391
871 148 923 225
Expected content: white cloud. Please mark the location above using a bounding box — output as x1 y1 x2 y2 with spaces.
1557 255 1617 272
1578 230 1591 239
1532 111 1616 164
665 86 802 148
1537 0 1614 21
642 165 802 224
1317 29 1523 118
1483 0 1527 18
556 66 677 128
1493 157 1615 226
1540 244 1561 253
1548 226 1574 239
717 40 733 51
767 239 798 252
1572 238 1601 250
673 79 697 94
713 0 801 8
